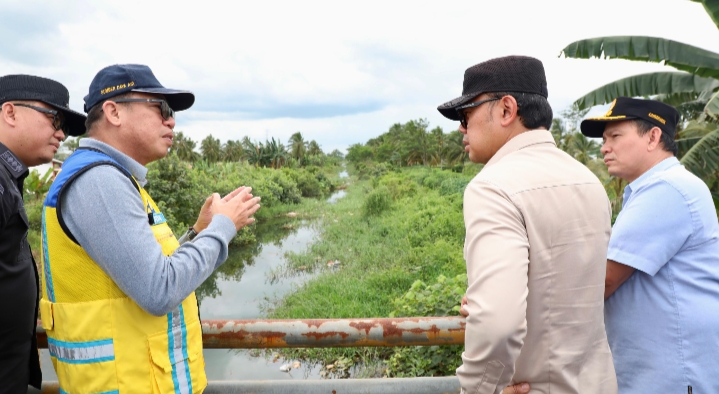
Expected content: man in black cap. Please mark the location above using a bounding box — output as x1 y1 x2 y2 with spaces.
0 75 85 393
439 55 617 393
39 64 260 393
581 97 719 393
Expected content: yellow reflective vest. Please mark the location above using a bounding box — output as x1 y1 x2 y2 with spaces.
40 149 207 393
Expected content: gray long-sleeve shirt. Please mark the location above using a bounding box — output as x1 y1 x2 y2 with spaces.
61 138 237 316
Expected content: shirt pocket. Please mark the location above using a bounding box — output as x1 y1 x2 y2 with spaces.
148 320 207 394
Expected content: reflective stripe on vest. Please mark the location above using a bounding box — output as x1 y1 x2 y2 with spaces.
41 209 56 302
169 306 193 394
48 338 115 365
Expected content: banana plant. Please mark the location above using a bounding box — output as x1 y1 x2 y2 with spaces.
25 168 54 200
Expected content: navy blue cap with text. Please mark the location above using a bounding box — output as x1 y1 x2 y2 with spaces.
580 97 680 138
83 64 195 113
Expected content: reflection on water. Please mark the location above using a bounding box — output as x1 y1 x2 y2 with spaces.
197 219 319 319
326 189 346 204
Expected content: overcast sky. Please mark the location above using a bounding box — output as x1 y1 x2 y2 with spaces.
1 0 717 154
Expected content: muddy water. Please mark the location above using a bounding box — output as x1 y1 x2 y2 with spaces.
200 219 324 380
39 188 347 381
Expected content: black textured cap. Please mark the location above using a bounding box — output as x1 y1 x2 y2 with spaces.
84 64 195 113
580 97 680 138
437 55 548 121
0 74 86 136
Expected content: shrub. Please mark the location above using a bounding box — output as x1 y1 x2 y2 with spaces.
462 163 484 176
376 173 417 199
362 187 392 216
438 177 470 196
422 175 441 190
295 171 321 197
269 171 302 204
386 274 467 377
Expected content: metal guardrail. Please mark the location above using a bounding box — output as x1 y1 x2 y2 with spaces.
39 378 462 394
36 317 466 349
36 317 466 394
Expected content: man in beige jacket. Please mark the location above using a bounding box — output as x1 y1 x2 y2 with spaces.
437 56 617 394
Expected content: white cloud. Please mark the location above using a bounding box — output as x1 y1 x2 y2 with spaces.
1 0 716 152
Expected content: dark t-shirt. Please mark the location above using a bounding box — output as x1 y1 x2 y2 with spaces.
0 142 41 392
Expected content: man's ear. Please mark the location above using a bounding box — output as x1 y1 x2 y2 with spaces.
499 95 519 127
1 102 18 127
102 100 122 127
647 127 663 152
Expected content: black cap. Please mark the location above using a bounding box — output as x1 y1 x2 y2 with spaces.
0 74 87 136
437 55 548 121
580 97 680 138
84 64 195 113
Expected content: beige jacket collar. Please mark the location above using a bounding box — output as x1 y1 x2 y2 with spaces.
485 129 556 168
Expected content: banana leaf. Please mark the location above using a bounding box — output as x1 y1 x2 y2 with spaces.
677 137 702 158
560 36 719 79
680 128 719 178
690 0 719 30
572 71 719 109
704 89 719 119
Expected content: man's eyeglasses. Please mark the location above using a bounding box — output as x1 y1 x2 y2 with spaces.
456 98 499 129
13 103 67 133
111 98 175 120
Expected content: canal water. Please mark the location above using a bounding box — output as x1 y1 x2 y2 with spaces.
39 186 347 381
200 217 325 380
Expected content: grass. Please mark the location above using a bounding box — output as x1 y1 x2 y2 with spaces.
267 178 466 319
263 167 470 375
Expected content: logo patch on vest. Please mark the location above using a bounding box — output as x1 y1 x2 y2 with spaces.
146 202 167 225
151 212 166 225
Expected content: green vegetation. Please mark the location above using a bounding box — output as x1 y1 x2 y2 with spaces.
166 131 341 170
144 155 340 240
266 164 474 377
346 119 468 172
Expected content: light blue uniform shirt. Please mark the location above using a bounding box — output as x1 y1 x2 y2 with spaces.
605 157 719 394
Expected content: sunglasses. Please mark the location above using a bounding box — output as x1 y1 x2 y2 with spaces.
111 98 175 120
455 98 499 129
13 103 67 133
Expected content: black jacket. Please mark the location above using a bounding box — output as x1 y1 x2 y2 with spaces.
0 142 41 392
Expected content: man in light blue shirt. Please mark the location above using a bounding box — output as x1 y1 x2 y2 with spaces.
581 97 719 393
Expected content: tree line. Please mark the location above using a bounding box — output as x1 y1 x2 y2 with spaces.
58 131 345 169
171 131 343 169
345 110 606 173
346 119 468 170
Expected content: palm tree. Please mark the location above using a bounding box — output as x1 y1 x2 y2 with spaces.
200 134 222 162
402 119 432 166
288 132 308 162
172 131 200 162
222 140 243 162
241 137 261 166
559 0 719 204
307 140 322 156
442 130 467 166
265 137 288 168
567 133 602 166
429 127 445 167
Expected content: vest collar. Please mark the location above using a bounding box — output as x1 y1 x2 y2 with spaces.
79 139 148 187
